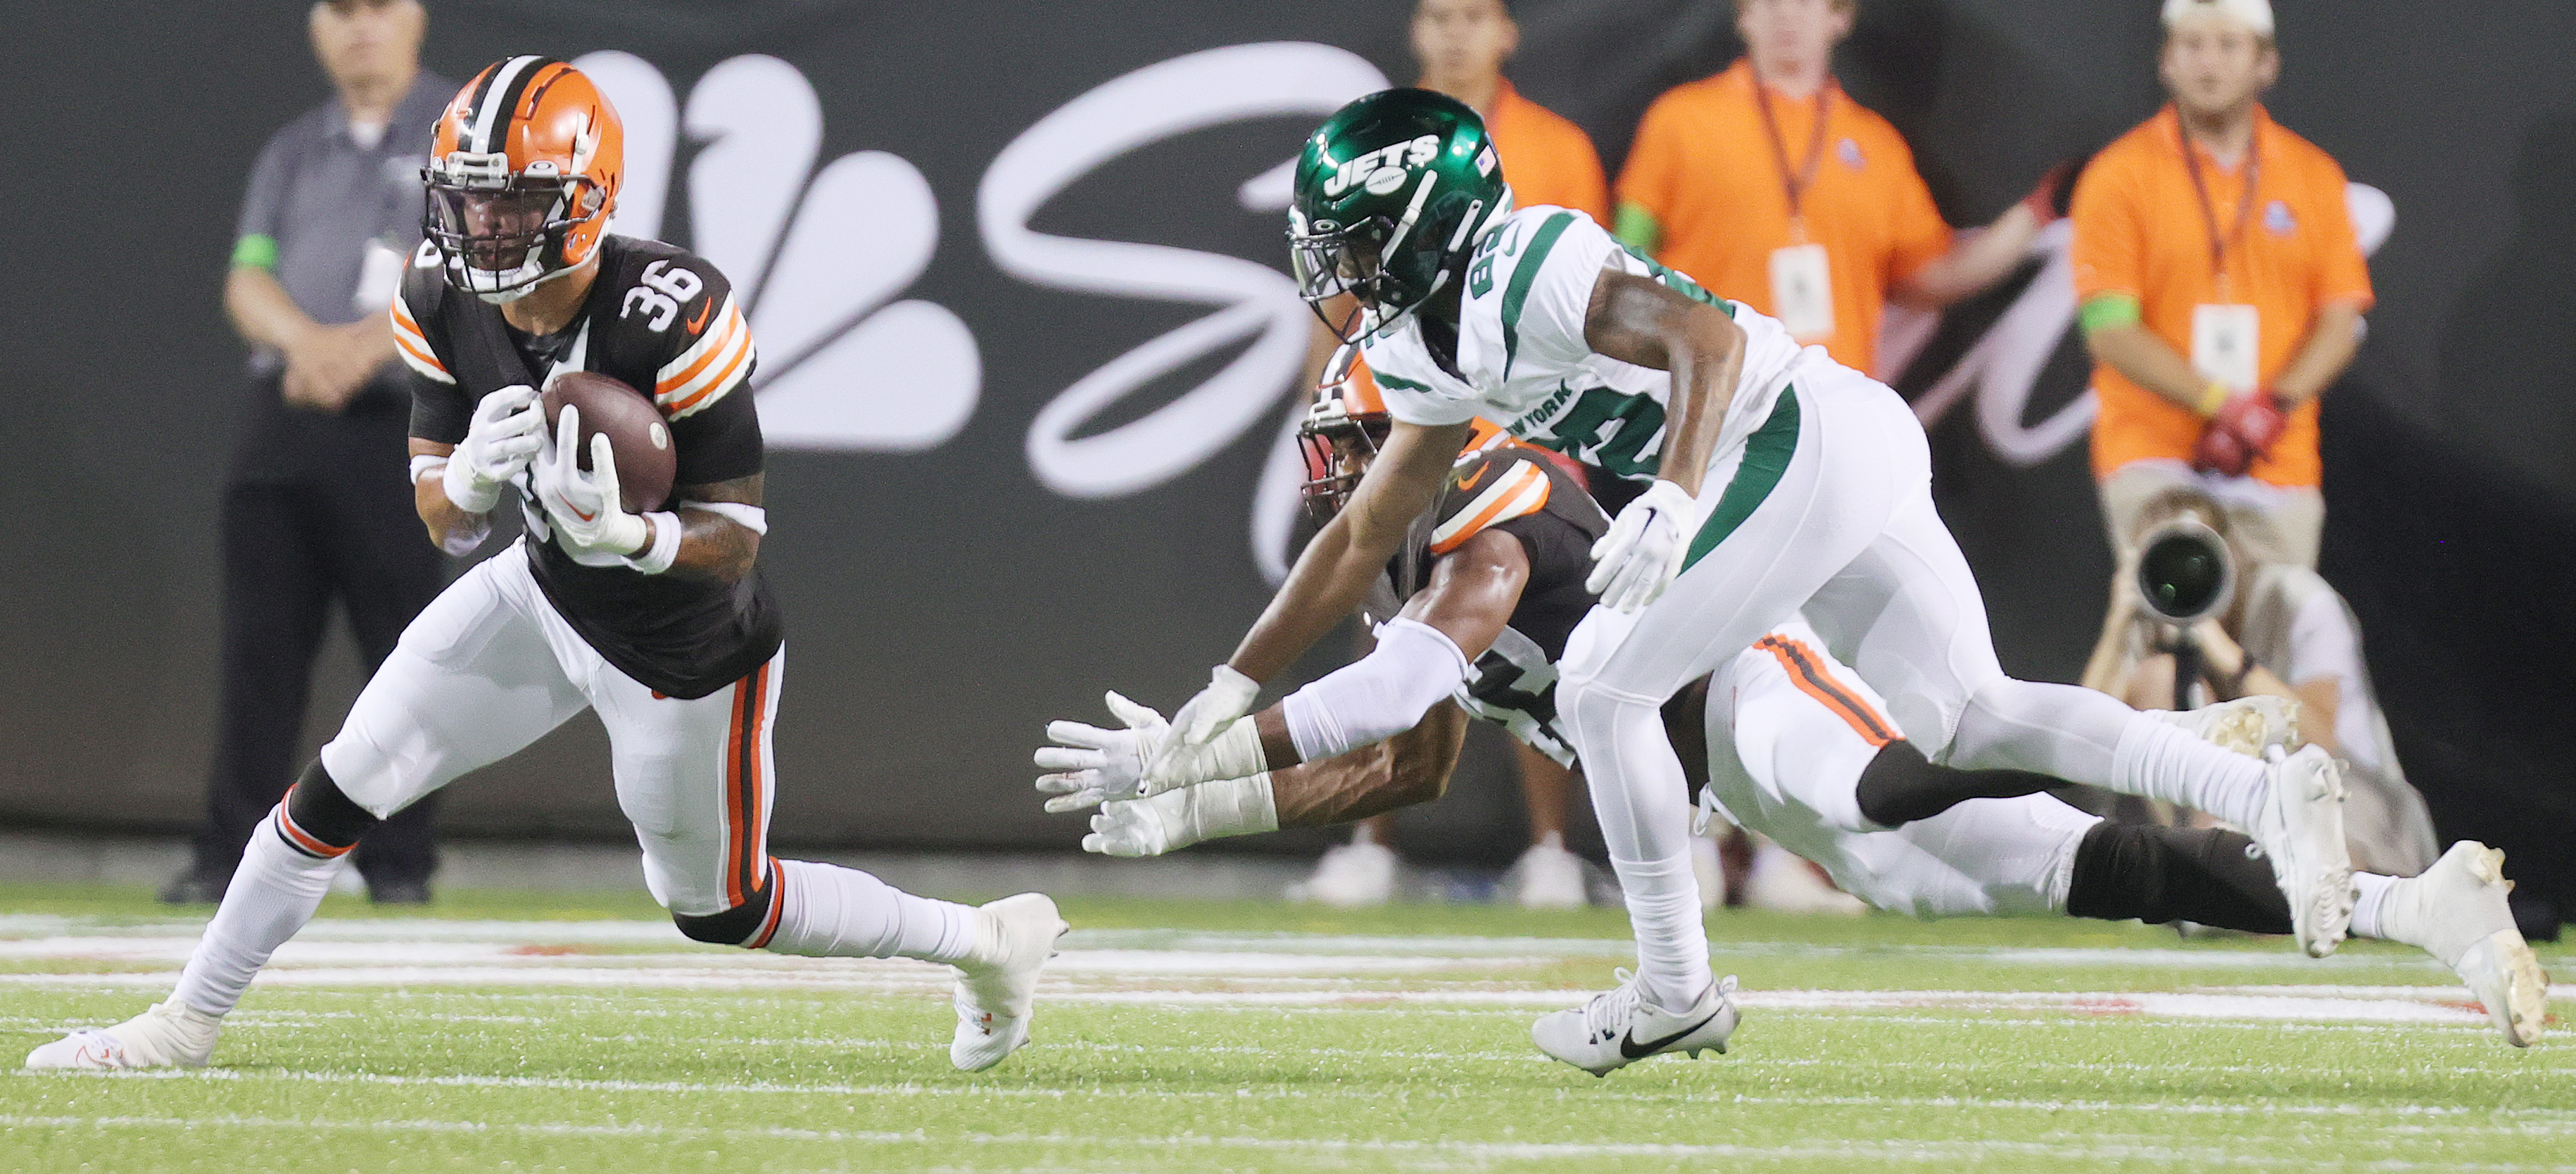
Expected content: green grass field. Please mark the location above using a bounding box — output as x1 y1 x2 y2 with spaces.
2 883 2569 1173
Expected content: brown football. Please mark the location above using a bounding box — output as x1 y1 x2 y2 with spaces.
541 371 676 514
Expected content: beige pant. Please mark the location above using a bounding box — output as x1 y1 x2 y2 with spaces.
2097 459 2324 569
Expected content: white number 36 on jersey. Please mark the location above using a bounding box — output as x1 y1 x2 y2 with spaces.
621 260 706 332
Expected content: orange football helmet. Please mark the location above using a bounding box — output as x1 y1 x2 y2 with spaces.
423 56 624 303
1297 346 1395 522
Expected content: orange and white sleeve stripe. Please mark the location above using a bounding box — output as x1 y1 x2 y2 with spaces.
388 296 452 384
655 295 755 419
1429 462 1551 555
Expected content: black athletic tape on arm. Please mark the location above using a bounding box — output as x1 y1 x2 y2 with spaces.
284 761 381 850
671 882 776 947
2064 821 2291 935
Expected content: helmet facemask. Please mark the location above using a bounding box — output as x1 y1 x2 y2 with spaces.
424 153 605 305
1296 347 1393 522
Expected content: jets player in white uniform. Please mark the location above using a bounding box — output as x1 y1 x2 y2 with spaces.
1136 89 2359 1075
1037 371 2547 1059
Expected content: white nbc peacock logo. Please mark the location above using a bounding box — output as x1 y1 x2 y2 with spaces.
576 51 980 452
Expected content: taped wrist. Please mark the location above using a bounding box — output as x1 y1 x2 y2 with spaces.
1175 772 1279 846
1281 617 1472 764
622 511 682 574
441 454 502 515
1154 716 1269 791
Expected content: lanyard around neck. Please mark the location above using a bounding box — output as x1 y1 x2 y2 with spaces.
2178 112 2262 299
1753 76 1836 235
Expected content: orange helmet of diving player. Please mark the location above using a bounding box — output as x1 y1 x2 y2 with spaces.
1298 346 1395 522
422 56 624 303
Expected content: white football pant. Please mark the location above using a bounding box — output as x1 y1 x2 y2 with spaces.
1705 621 2098 918
320 541 781 920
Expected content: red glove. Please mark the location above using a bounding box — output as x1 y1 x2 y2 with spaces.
2021 159 2081 225
2192 392 2287 476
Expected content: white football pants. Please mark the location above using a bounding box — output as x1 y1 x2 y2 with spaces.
320 541 781 919
1705 621 2098 918
1559 358 2262 1003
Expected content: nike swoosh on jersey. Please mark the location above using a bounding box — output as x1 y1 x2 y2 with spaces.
686 298 713 334
1453 463 1491 491
1618 1006 1722 1059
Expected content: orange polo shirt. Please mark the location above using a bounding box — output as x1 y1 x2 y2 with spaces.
1482 79 1610 226
2071 104 2373 488
1616 61 1951 374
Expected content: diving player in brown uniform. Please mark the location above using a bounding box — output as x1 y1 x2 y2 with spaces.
28 58 1064 1075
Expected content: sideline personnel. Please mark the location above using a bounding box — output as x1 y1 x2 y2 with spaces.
2070 0 2372 571
1615 0 2058 378
164 0 455 905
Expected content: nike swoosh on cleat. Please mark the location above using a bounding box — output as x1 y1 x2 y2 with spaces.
1619 1009 1722 1060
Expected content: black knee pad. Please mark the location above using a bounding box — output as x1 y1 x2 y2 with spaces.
282 762 379 857
672 883 777 947
2066 821 2290 935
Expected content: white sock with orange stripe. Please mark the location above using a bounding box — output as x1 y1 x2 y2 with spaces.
763 859 976 964
169 807 343 1018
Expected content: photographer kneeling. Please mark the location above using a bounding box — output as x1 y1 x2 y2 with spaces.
2083 487 2437 877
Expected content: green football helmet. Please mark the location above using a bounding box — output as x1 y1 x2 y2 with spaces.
1290 89 1513 343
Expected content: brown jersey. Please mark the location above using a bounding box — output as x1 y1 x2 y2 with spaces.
393 234 781 698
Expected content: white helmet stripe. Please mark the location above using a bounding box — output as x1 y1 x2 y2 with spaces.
468 55 545 154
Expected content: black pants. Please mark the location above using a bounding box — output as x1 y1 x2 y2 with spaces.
192 393 446 888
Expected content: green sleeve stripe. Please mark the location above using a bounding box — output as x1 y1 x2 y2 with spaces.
1498 211 1577 381
231 234 279 270
2078 292 2141 336
1680 386 1800 574
1372 370 1434 393
1612 201 1662 255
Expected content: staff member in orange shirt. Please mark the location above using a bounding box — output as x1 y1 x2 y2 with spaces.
1289 0 1613 912
2071 0 2370 571
1615 0 2055 377
1411 0 1609 225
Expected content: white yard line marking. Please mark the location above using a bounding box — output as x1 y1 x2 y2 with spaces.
6 1113 2573 1167
25 1069 2572 1125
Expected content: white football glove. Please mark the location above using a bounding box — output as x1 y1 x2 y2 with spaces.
1085 774 1280 858
1586 478 1700 613
1147 664 1261 783
443 384 545 515
532 403 651 567
1035 692 1166 812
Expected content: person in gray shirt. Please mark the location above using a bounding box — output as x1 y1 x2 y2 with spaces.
166 0 455 904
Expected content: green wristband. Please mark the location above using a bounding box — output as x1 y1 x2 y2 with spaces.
231 234 279 270
2078 292 2140 336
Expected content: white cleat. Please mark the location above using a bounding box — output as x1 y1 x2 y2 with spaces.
2159 695 2299 758
949 892 1068 1073
23 1000 221 1071
1532 969 1740 1077
2250 744 2354 957
1285 838 1398 907
2383 841 2549 1047
1511 840 1589 910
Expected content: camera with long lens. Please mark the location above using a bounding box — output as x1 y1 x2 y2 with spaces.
2133 517 2235 625
2130 517 2236 712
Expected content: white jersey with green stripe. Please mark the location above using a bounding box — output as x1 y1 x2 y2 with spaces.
1360 206 1807 484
